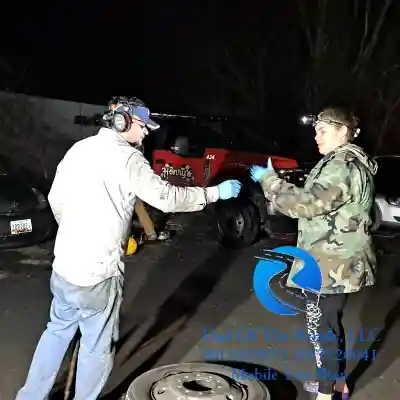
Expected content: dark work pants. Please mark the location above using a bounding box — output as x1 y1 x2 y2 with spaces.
306 293 349 394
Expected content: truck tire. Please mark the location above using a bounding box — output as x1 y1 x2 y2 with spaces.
132 203 167 230
145 204 168 231
216 198 260 249
371 202 381 232
124 362 270 400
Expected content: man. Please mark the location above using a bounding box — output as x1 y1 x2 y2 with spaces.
107 96 170 242
250 107 377 400
16 97 242 400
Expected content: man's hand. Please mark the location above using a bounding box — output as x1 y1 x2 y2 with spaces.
217 180 242 200
250 158 274 182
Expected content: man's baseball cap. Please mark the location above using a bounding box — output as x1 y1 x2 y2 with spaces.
127 105 160 130
110 97 160 130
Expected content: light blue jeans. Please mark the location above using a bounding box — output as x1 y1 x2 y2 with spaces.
16 270 123 400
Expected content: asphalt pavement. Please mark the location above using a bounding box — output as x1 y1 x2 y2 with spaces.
0 211 399 400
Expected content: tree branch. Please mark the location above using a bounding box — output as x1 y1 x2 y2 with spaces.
374 67 400 154
363 0 392 61
296 0 314 57
352 0 370 73
353 0 359 18
315 0 328 59
352 0 391 73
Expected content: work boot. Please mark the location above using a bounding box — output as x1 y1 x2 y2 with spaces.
145 230 171 242
303 380 318 393
304 381 349 399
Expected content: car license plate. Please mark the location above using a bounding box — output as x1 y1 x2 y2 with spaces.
10 219 33 235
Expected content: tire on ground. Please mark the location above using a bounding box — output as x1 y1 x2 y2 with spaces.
145 204 168 231
125 362 270 400
216 198 260 249
131 203 167 229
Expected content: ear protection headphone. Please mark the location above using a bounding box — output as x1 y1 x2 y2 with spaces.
112 107 133 133
107 96 147 133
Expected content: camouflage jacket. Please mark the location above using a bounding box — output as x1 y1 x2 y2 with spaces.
259 143 378 295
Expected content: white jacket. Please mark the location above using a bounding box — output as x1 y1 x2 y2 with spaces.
48 128 220 286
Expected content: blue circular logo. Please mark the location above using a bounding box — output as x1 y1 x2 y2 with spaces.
253 246 322 316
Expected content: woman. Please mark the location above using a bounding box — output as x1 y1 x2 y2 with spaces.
250 107 378 400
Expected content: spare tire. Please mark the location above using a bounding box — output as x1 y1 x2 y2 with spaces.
216 198 260 249
125 362 270 400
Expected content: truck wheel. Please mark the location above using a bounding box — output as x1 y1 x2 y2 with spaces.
216 198 260 249
146 205 168 231
124 362 270 400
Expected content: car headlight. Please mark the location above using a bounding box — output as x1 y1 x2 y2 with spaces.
387 196 400 206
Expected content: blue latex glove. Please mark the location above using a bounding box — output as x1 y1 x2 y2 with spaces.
250 158 274 182
217 179 242 200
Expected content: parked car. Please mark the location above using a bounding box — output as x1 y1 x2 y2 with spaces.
0 157 55 249
372 155 400 232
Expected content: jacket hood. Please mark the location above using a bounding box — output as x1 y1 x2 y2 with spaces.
334 143 378 176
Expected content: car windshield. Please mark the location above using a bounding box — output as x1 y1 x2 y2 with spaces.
152 117 298 157
164 121 227 151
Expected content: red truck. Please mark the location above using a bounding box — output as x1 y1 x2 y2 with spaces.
74 112 309 248
148 114 308 248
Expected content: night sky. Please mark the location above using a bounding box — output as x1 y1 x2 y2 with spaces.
1 0 399 155
3 2 217 109
1 2 306 111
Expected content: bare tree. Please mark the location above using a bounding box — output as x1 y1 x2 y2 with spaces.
213 38 269 118
371 45 400 154
296 0 330 109
351 0 392 74
176 3 305 152
296 0 392 101
176 1 398 154
295 0 399 154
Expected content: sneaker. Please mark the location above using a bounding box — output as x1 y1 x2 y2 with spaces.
303 380 319 393
157 230 171 240
304 381 349 399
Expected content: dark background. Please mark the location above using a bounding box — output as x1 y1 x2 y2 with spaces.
1 0 400 158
